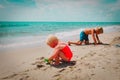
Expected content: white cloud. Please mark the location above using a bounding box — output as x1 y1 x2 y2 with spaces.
0 0 119 21
34 0 99 9
33 0 100 17
110 0 120 11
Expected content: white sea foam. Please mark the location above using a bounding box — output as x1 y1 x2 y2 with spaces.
0 35 47 50
103 25 120 33
55 25 120 41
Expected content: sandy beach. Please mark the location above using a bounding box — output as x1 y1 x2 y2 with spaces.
0 27 120 80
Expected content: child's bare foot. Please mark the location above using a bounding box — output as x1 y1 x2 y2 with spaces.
68 41 71 46
53 62 60 65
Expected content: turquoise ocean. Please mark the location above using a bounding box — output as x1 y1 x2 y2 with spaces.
0 22 120 50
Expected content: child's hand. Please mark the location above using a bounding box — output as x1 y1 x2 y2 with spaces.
93 42 97 45
98 41 102 44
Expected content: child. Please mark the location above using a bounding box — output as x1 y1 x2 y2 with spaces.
46 35 73 65
68 27 103 45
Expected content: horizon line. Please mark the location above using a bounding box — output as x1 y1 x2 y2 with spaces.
0 21 120 23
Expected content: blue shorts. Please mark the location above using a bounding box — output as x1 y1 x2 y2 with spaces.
80 31 89 41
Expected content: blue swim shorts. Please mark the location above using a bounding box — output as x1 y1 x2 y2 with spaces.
80 31 89 41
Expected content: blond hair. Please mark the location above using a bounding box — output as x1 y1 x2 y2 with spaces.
96 27 103 33
46 35 58 45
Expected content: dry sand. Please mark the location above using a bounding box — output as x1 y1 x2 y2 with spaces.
0 29 120 80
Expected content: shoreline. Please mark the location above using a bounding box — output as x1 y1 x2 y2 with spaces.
0 26 120 50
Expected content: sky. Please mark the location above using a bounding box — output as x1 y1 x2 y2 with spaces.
0 0 120 22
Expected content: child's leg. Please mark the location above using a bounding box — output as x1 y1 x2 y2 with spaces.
54 54 60 65
59 51 69 62
51 51 64 65
84 40 89 45
50 51 70 65
68 40 82 45
53 51 69 65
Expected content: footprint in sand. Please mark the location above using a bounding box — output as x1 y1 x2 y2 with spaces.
52 74 61 77
81 52 96 60
31 56 46 69
36 64 45 68
19 75 29 80
36 57 45 60
2 73 18 79
58 68 65 72
91 73 95 76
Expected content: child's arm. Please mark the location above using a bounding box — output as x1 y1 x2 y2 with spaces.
68 40 82 45
48 47 60 60
95 34 102 44
91 29 97 45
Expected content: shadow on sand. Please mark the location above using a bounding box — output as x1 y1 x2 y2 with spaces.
89 43 110 45
49 61 76 68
